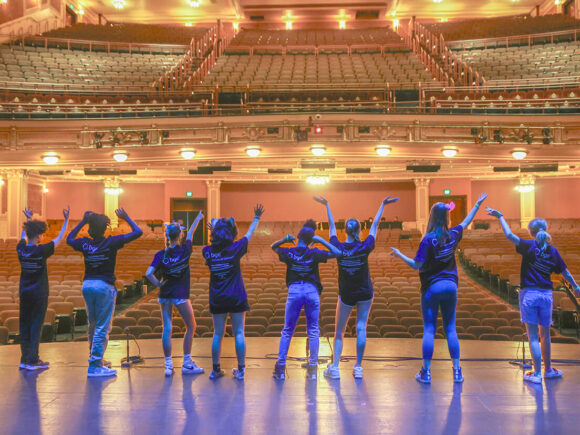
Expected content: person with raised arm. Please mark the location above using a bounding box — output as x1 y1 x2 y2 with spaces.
391 193 488 384
67 208 143 378
271 219 342 381
486 208 580 384
146 212 205 377
203 204 264 381
17 206 69 371
313 196 399 380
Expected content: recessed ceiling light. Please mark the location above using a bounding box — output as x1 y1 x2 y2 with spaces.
113 151 128 162
442 147 458 158
245 146 261 157
511 149 527 160
310 145 326 156
42 153 60 165
375 145 391 156
180 149 196 160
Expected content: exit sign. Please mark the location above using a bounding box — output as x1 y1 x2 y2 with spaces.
443 189 451 195
186 191 193 197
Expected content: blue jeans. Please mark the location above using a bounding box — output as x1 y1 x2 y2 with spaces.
82 280 116 367
421 279 460 361
277 282 320 366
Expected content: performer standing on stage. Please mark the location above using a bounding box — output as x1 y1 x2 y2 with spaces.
485 211 580 384
391 193 488 384
67 209 142 378
146 212 205 377
313 196 399 380
203 204 264 380
17 207 69 371
271 219 342 380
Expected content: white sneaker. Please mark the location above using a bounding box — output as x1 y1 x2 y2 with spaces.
182 361 204 375
544 368 563 379
19 363 27 370
323 364 340 379
87 366 117 378
523 371 542 384
353 365 363 379
165 366 175 377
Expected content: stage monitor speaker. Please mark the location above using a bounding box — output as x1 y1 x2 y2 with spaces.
406 164 440 173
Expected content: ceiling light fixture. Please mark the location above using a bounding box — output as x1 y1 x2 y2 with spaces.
511 149 528 160
112 0 126 9
104 187 123 195
180 148 196 160
515 184 534 193
375 145 391 156
42 153 60 165
245 146 261 157
187 0 202 7
310 145 326 156
442 147 458 158
306 175 330 185
113 151 128 162
338 20 346 29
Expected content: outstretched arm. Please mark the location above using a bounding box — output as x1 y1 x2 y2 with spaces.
369 196 400 238
460 192 488 229
21 208 33 240
186 211 204 242
313 196 336 238
115 208 143 243
244 203 264 241
312 235 342 256
562 269 580 296
52 206 70 246
486 207 520 245
390 247 423 270
271 234 295 251
67 210 91 245
145 266 162 288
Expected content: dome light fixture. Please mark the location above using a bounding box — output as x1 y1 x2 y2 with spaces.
442 147 458 158
180 148 196 160
375 145 391 157
310 144 326 156
306 175 330 185
113 151 128 162
42 153 60 165
112 0 126 9
511 149 527 160
245 146 261 157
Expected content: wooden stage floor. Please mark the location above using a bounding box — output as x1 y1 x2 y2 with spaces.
0 337 578 434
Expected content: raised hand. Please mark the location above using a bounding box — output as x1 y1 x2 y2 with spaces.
285 234 296 244
115 208 129 221
485 207 503 218
63 205 70 219
390 247 402 257
313 196 328 205
383 196 400 205
575 286 580 297
477 192 488 206
206 221 214 232
196 210 204 221
23 208 33 220
254 203 265 218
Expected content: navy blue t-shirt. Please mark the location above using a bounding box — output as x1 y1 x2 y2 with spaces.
331 235 375 303
203 237 249 310
414 225 463 292
276 246 334 293
17 240 55 296
68 235 128 285
516 239 567 290
150 240 193 299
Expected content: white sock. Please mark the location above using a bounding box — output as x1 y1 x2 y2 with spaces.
165 357 173 368
183 354 192 365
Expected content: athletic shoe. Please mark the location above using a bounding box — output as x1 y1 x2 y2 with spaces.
209 369 225 380
272 363 286 380
453 367 464 383
164 366 174 377
182 362 204 375
415 367 431 384
523 371 542 384
24 362 49 371
38 360 50 368
323 364 340 379
87 366 117 378
353 365 363 379
102 360 112 369
306 365 318 380
544 368 563 379
18 363 27 370
232 368 245 380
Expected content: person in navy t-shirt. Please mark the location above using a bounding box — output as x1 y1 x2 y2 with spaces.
313 195 399 380
17 207 69 371
271 219 342 381
392 193 488 384
67 208 142 378
203 204 264 381
146 212 204 377
486 209 580 384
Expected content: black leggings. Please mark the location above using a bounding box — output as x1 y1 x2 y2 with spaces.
19 293 47 365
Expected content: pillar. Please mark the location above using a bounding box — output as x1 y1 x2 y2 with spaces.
5 170 28 239
519 177 535 229
206 180 221 224
414 178 430 234
104 179 120 228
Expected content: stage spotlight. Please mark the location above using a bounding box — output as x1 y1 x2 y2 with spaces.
522 129 534 145
180 148 196 160
113 151 128 162
375 145 391 156
442 147 458 158
314 125 323 134
310 145 326 156
511 149 527 160
42 153 60 165
493 129 504 144
542 128 553 144
245 146 261 157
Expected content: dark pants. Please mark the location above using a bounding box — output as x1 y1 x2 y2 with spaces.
19 292 48 365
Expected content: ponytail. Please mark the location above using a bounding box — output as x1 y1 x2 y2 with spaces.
536 229 552 252
528 218 550 252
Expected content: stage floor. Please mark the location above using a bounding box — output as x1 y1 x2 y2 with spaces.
0 338 578 434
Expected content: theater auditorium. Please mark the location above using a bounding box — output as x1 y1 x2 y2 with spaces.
0 0 579 433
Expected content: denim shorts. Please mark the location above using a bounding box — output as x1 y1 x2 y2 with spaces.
158 298 189 306
519 288 553 327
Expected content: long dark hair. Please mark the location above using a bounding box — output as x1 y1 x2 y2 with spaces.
426 202 449 244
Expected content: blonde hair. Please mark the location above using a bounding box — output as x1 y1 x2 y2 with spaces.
528 218 551 251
